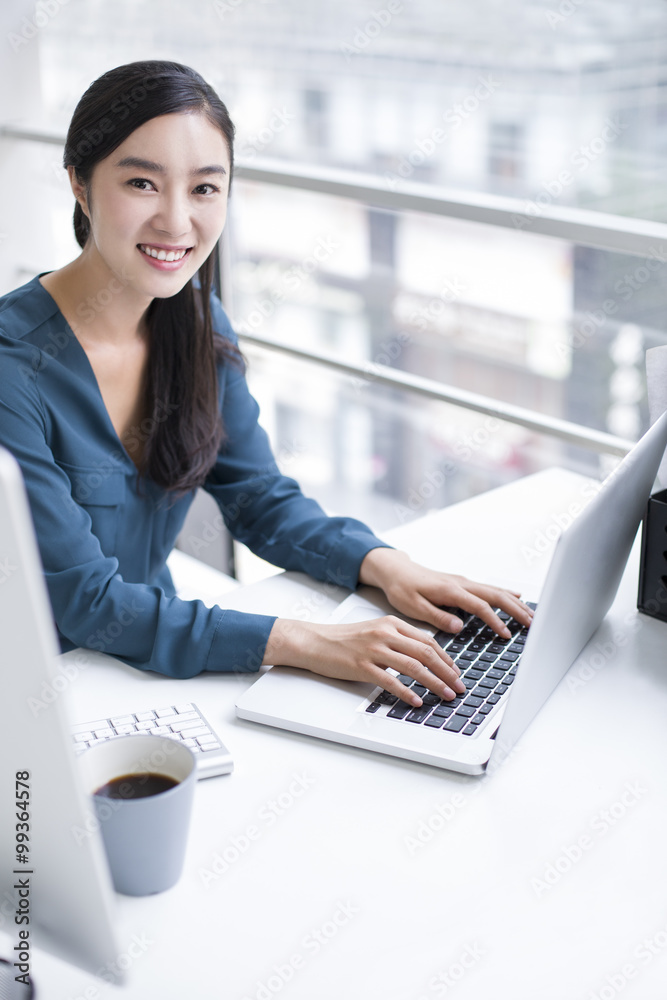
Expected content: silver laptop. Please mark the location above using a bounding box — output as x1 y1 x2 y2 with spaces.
0 447 123 982
236 411 667 775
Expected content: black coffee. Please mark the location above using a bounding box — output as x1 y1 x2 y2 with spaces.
95 772 178 800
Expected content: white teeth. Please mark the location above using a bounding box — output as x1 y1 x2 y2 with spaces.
139 245 188 262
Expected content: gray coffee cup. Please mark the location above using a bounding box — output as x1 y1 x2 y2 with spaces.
79 734 196 896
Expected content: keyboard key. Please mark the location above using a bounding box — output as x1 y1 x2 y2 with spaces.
479 653 496 663
396 674 413 685
509 642 524 652
468 641 486 652
406 708 431 724
503 674 516 685
135 720 157 731
110 715 136 727
155 706 176 718
168 714 201 731
446 641 466 653
487 693 501 704
444 714 468 733
422 693 441 706
456 705 476 718
463 695 484 708
500 651 519 662
459 651 477 661
135 711 156 722
432 704 455 717
377 691 398 705
487 669 507 681
466 669 485 680
496 684 510 694
463 724 477 735
479 704 494 714
115 723 137 734
411 684 427 696
93 727 114 739
365 702 381 713
469 714 485 725
387 703 411 719
174 725 209 739
74 732 93 742
424 715 445 728
489 643 507 654
478 677 496 689
491 662 510 672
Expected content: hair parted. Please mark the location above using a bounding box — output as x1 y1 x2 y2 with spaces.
63 60 240 495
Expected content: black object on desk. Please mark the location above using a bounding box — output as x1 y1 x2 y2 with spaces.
637 489 667 621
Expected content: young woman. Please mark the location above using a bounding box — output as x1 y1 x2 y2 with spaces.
0 60 532 709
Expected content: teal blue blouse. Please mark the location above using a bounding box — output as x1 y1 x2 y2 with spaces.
0 277 388 677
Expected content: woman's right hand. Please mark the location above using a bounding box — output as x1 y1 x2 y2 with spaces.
262 616 466 707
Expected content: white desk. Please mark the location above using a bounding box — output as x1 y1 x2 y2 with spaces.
11 469 667 999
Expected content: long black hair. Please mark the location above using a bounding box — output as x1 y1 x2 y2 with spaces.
63 60 240 495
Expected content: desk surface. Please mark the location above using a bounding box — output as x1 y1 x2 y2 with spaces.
8 468 667 1000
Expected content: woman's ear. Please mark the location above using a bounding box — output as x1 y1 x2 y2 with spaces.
67 165 90 218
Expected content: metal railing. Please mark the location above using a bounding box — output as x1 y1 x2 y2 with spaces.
1 123 650 456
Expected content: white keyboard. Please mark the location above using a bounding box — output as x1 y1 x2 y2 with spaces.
71 702 233 779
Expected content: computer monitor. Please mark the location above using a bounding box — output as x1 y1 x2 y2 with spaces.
0 447 122 982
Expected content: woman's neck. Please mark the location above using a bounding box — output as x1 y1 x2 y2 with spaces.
40 249 151 347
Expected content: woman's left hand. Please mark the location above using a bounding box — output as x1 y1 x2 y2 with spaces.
358 547 534 639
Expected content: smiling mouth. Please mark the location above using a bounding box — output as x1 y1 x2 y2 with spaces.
138 244 192 262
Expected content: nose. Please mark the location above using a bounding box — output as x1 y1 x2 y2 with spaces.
152 189 191 239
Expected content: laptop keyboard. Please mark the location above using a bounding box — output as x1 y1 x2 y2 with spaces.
364 604 536 736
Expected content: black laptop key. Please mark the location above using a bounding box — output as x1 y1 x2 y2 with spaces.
503 674 516 685
496 683 510 694
424 715 445 728
396 674 413 685
487 669 507 681
377 691 398 704
406 707 431 723
411 684 427 696
464 695 484 708
468 641 486 652
463 724 477 735
478 677 496 689
433 704 455 717
509 642 524 652
444 714 468 733
365 701 382 713
459 651 477 661
478 704 494 714
489 643 507 654
387 703 411 719
456 705 476 718
479 653 496 663
446 641 466 653
492 661 510 672
470 714 485 725
422 693 440 706
466 668 485 680
487 693 501 705
500 652 519 662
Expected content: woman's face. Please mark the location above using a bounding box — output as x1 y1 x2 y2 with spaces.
72 112 231 302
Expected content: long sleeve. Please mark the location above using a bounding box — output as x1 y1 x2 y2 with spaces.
204 296 392 593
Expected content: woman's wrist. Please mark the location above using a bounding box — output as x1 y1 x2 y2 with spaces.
263 618 323 668
358 546 410 591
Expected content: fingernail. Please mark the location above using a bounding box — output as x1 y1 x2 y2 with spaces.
455 679 466 693
411 695 422 707
451 617 463 630
502 626 511 638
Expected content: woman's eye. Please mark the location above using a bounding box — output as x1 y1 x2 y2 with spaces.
193 183 219 196
128 178 155 191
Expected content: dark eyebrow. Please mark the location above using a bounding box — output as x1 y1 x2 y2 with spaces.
114 156 227 177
